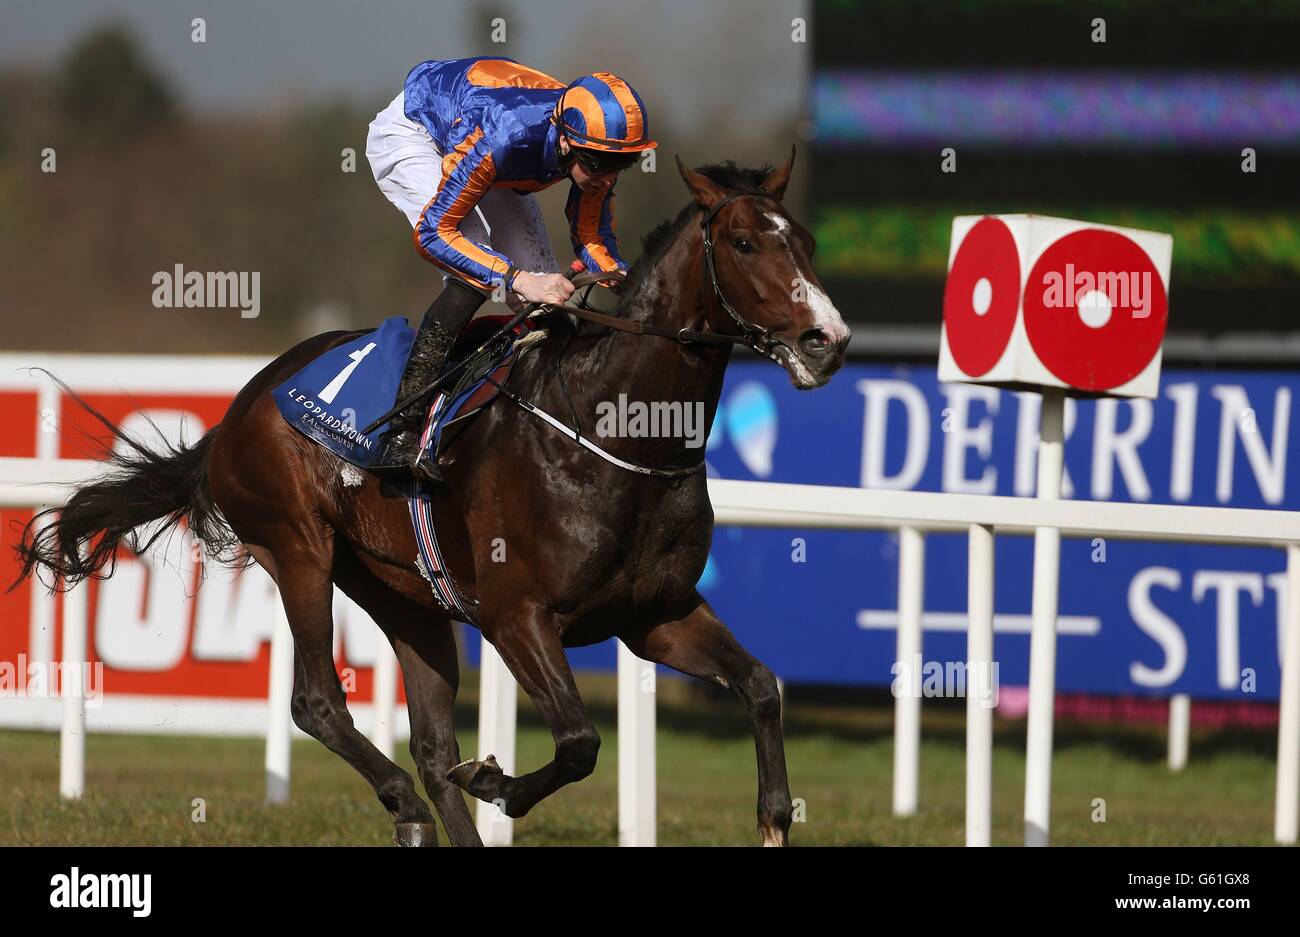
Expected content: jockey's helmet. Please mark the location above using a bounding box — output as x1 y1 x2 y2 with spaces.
553 72 658 174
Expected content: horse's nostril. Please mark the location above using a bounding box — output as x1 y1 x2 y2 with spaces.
798 328 831 356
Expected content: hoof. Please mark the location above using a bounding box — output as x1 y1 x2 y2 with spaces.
446 754 506 804
394 821 439 847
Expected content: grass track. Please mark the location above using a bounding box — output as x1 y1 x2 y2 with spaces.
0 679 1280 846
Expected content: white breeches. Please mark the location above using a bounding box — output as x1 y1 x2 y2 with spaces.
365 91 560 286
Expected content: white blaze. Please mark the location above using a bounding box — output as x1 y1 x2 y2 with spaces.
767 210 851 344
804 281 851 345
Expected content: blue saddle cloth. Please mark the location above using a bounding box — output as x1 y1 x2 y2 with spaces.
272 316 415 470
271 316 522 624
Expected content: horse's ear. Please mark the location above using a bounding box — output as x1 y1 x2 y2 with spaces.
676 155 728 208
759 145 796 200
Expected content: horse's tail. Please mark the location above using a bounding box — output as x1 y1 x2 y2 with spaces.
12 377 236 591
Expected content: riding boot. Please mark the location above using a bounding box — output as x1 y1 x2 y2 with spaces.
378 279 487 485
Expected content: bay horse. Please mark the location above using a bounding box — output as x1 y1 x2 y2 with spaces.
16 151 850 846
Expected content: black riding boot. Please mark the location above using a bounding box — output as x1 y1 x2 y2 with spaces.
378 279 487 485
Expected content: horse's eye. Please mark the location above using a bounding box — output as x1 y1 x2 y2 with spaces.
732 237 755 254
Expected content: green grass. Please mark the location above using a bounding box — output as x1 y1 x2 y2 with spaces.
0 680 1281 846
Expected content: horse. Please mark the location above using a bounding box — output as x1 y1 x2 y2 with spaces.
16 150 851 846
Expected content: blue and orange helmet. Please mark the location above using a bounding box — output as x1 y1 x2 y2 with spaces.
553 72 658 154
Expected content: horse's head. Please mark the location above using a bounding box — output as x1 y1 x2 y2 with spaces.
676 149 850 388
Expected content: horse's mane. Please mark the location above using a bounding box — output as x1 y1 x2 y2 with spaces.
615 160 774 311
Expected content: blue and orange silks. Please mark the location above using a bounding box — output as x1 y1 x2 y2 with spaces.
402 57 657 291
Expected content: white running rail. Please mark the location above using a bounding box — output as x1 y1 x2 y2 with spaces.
707 478 1300 846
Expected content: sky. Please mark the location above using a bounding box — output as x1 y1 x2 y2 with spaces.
2 0 809 133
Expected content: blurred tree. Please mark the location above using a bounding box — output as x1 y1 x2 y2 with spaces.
56 23 177 146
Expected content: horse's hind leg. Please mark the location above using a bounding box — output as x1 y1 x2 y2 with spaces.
622 597 793 846
447 603 600 819
388 619 482 846
251 542 437 845
332 552 482 846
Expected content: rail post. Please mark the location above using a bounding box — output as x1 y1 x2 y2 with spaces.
966 523 995 845
371 632 398 759
265 595 294 804
1168 694 1191 772
59 581 88 801
476 638 517 846
1025 389 1065 846
893 526 924 816
618 642 657 846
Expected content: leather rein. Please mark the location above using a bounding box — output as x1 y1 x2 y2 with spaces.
418 193 786 479
547 192 781 355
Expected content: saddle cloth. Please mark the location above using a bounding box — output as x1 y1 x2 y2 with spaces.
272 316 521 623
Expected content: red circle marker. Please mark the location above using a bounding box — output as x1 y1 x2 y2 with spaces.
1023 230 1167 392
943 217 1020 377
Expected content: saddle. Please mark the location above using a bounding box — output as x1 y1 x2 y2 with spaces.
270 315 541 473
412 319 536 467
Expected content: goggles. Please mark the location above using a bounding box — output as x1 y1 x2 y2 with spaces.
569 146 641 176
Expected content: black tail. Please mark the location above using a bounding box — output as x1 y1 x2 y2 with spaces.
12 376 238 591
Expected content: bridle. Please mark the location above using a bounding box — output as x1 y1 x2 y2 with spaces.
487 192 783 478
698 192 782 355
560 191 784 357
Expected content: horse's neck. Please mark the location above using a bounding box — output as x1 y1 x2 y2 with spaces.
556 230 732 462
613 234 729 392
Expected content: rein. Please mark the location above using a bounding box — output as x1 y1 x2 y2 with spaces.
560 303 739 347
555 192 782 354
374 192 784 473
501 193 784 478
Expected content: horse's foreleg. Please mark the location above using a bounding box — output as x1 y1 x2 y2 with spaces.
258 543 437 844
623 598 793 846
447 604 599 819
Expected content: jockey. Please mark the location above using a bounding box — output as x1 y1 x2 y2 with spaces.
365 56 658 484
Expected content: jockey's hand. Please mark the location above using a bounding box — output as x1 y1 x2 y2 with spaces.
513 271 576 306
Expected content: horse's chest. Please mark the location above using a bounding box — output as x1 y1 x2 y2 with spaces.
557 494 711 640
465 443 713 638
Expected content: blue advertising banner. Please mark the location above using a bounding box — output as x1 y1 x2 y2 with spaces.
472 362 1297 702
